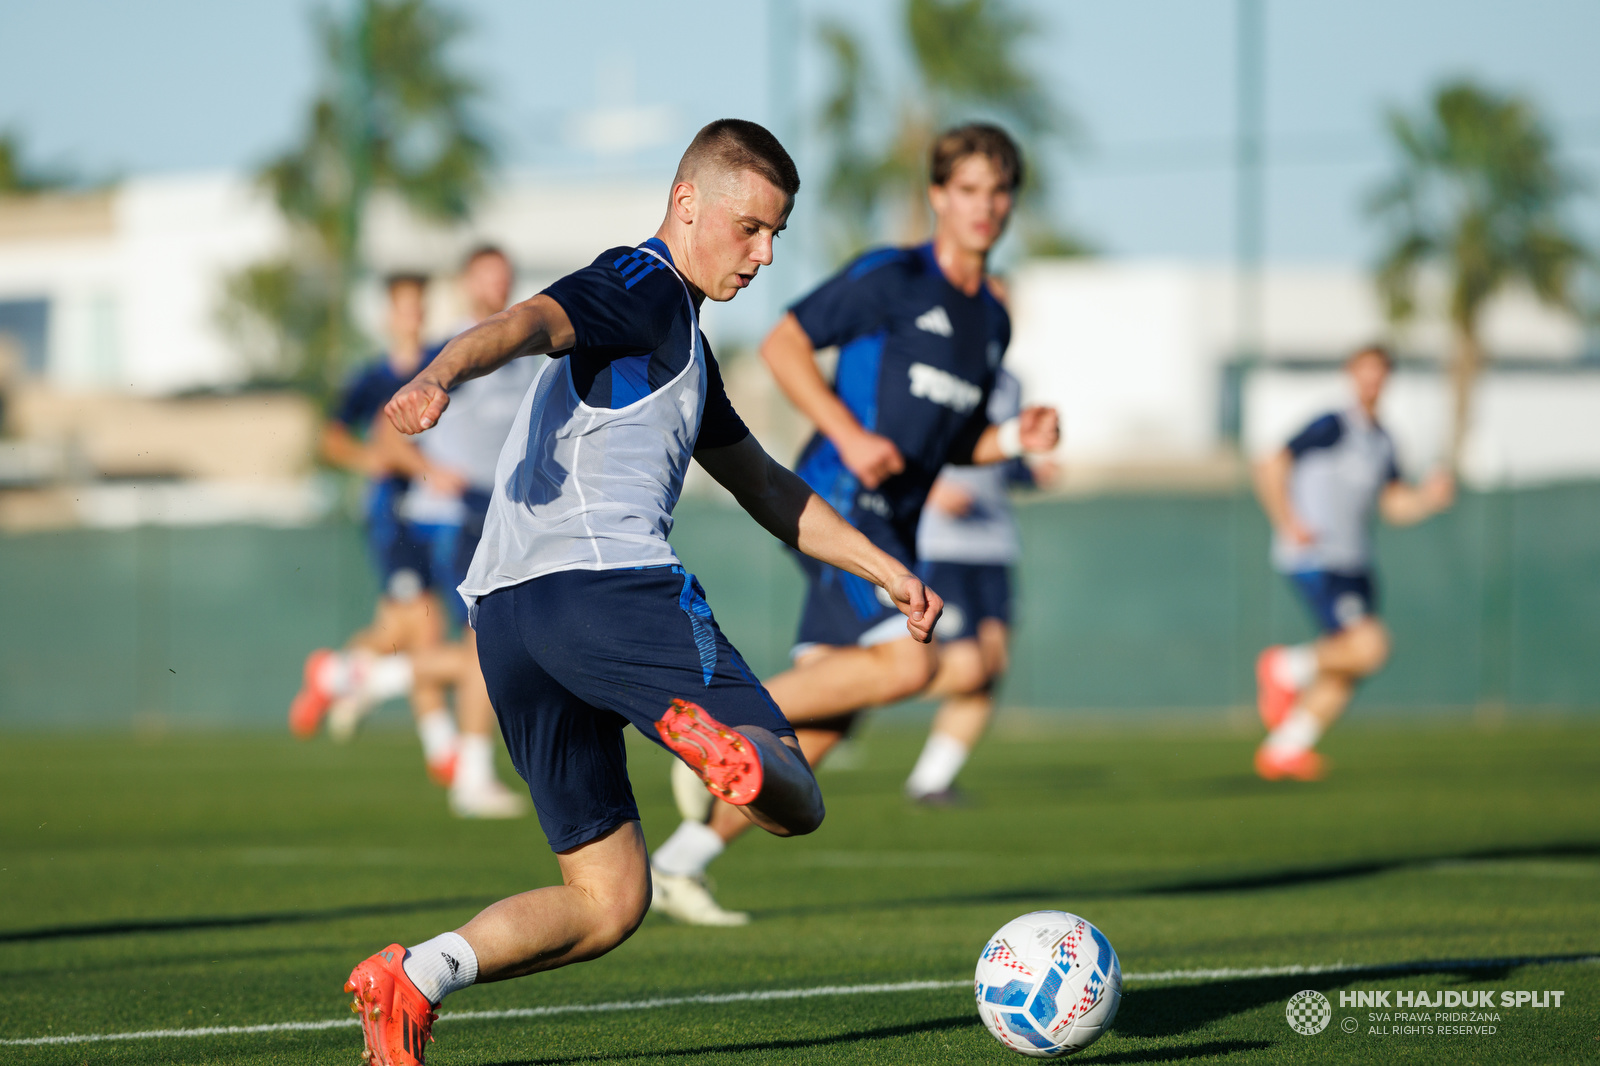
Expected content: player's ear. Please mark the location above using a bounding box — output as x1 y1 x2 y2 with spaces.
671 180 696 225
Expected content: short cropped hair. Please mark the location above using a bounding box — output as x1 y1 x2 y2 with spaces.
384 272 429 293
674 119 800 198
1350 343 1395 368
462 243 508 271
930 123 1024 190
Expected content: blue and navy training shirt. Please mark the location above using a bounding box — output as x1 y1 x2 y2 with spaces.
541 237 749 450
1273 408 1402 575
790 242 1010 561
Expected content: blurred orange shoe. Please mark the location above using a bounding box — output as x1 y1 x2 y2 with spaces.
1254 744 1326 782
656 699 763 806
346 943 437 1066
425 749 458 789
1255 646 1297 731
289 649 340 739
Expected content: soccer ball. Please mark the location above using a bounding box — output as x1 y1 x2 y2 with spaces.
974 910 1122 1056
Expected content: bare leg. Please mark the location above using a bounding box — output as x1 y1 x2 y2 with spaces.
764 637 938 724
1314 617 1390 679
909 620 1010 795
455 627 496 738
459 821 650 981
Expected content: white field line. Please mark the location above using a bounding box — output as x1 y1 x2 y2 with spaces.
4 955 1596 1048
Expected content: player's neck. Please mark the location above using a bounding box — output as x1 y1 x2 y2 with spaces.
931 232 989 297
653 226 707 308
388 337 423 374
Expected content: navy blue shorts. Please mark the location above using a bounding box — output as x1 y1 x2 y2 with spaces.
792 553 910 657
1289 569 1377 634
921 561 1012 641
474 565 794 852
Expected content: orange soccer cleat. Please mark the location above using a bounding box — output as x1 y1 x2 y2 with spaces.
1254 744 1326 782
345 943 438 1066
289 649 341 738
655 699 764 806
425 749 458 789
1255 646 1298 731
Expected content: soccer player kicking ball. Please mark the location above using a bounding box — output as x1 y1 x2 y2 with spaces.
1253 344 1454 781
651 124 1058 925
343 119 940 1066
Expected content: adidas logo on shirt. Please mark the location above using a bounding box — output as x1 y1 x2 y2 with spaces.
914 306 954 336
908 362 982 413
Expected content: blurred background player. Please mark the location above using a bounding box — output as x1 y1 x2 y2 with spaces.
904 366 1055 805
651 124 1059 925
296 247 532 818
289 273 460 789
1252 343 1455 781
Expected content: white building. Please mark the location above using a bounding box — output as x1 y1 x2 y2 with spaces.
0 171 666 395
1006 260 1600 489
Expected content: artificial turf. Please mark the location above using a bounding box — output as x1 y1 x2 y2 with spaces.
1 714 1597 1064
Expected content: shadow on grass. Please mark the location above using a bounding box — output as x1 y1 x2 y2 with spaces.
757 839 1600 918
1079 1041 1275 1063
0 895 491 943
478 1014 978 1065
8 840 1596 943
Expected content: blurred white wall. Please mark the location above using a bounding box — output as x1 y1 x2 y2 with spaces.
0 171 666 396
1008 259 1598 488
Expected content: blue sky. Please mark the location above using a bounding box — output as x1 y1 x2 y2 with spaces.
2 0 1597 270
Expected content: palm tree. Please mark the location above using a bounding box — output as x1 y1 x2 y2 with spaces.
0 132 75 194
817 0 1084 264
1369 80 1589 470
223 0 491 395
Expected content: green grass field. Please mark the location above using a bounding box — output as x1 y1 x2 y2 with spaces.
2 715 1597 1064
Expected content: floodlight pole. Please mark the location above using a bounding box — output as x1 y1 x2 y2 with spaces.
766 0 802 326
1234 0 1265 374
1231 0 1267 709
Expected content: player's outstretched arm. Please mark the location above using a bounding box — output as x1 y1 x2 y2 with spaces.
1252 447 1315 545
1380 470 1455 525
386 295 576 435
696 434 941 642
760 313 905 489
968 405 1060 465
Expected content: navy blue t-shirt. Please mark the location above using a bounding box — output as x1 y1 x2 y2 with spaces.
542 237 749 451
330 343 444 431
790 242 1010 560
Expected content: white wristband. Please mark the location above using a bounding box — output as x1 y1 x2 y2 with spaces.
997 417 1025 459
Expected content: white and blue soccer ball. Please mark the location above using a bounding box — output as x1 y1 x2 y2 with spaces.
974 910 1122 1056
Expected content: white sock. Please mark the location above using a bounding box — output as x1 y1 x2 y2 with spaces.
1265 707 1324 756
360 653 414 701
453 733 494 792
1274 644 1319 690
652 820 724 878
905 733 970 797
402 931 478 1005
417 710 458 763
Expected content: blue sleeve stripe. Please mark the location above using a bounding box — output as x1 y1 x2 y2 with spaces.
834 332 886 432
623 261 666 289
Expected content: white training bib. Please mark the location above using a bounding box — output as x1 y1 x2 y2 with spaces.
459 245 708 617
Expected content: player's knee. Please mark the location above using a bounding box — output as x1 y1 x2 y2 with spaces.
584 877 651 954
1348 620 1390 675
882 641 938 699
